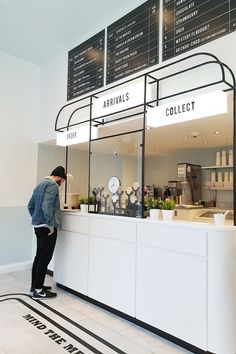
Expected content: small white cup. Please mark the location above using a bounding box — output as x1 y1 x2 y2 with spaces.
214 213 225 226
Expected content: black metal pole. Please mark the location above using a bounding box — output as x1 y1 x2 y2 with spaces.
88 96 93 211
64 146 68 205
142 75 147 218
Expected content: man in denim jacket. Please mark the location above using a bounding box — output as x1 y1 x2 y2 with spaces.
28 166 66 300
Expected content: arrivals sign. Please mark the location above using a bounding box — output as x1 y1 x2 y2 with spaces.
147 90 227 127
92 83 144 119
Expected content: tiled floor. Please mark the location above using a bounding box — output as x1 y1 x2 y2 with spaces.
0 269 192 354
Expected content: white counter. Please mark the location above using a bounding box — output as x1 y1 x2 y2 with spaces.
54 211 236 354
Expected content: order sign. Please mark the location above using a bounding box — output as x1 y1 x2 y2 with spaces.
147 90 228 127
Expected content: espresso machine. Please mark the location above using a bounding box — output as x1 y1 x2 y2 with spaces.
177 163 201 205
164 181 181 202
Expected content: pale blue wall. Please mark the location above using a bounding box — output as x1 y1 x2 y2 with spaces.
0 207 33 266
0 52 39 268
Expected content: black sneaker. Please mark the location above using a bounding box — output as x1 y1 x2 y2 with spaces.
30 285 52 293
32 290 57 300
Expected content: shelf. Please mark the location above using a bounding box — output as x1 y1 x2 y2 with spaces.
204 187 233 191
202 165 233 169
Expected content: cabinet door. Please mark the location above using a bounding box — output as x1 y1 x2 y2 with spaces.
54 230 89 295
88 235 136 316
88 216 136 316
136 245 207 350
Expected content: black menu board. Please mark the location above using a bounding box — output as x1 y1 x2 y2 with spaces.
163 0 236 61
67 30 105 100
106 0 159 85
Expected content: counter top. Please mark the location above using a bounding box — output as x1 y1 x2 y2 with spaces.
60 209 236 231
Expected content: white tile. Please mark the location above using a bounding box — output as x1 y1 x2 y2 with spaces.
120 323 192 353
110 332 153 354
86 307 132 332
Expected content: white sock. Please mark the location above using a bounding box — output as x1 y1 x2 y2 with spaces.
35 288 42 293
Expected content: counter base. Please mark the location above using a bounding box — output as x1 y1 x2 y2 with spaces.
56 282 214 354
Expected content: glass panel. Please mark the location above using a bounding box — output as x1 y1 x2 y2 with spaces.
90 131 143 217
65 143 89 209
145 91 234 222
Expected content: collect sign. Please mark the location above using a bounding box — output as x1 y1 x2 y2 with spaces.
163 0 236 61
92 83 144 119
147 90 227 127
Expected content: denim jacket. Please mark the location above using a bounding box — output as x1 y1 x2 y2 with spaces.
28 177 61 228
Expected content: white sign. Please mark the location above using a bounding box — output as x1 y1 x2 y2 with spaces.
92 83 144 119
147 90 227 128
57 126 98 146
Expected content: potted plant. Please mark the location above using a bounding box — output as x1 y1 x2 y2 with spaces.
88 195 95 212
161 198 176 221
79 195 96 212
79 196 88 213
145 196 162 220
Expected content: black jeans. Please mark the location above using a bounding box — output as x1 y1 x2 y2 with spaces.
31 227 57 289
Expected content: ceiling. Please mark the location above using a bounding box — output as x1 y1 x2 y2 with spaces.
0 0 144 65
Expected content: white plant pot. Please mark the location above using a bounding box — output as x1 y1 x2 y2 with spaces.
149 209 160 220
80 204 88 213
89 205 95 212
162 209 174 221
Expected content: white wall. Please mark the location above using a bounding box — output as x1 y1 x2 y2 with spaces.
0 51 40 206
0 51 40 267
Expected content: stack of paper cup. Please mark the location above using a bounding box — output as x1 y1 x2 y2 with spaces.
214 213 225 226
211 172 215 182
218 172 222 182
216 151 221 166
229 149 233 165
221 151 226 166
224 171 229 182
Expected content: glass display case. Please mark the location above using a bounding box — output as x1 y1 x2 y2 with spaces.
89 129 143 217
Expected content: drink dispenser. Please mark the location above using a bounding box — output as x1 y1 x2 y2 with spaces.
177 163 202 205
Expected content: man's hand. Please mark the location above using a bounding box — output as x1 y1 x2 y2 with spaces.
46 225 54 235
